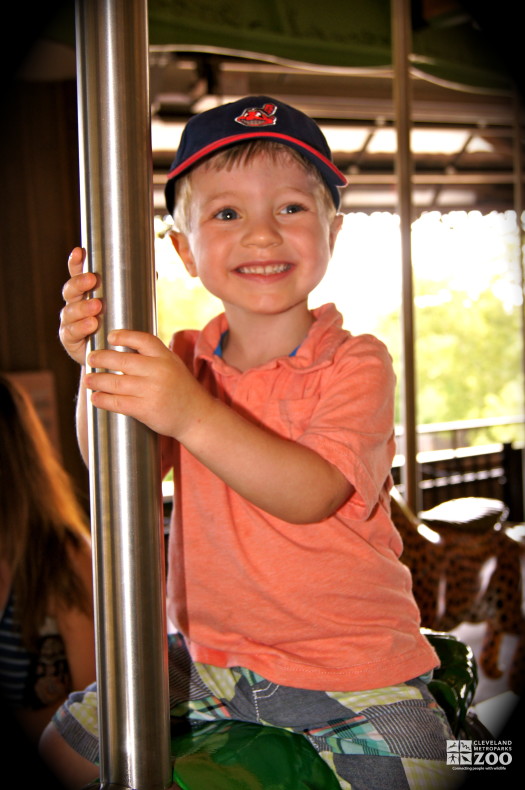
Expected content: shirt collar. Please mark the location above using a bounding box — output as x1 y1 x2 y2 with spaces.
194 303 348 375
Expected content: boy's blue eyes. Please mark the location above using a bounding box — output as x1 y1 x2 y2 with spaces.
214 204 305 220
215 208 238 221
281 204 305 214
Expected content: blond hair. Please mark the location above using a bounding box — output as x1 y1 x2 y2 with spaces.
173 140 336 234
0 374 92 649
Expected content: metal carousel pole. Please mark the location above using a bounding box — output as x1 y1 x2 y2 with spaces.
75 0 172 787
391 0 420 513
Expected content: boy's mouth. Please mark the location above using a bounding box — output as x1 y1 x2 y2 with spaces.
235 263 292 275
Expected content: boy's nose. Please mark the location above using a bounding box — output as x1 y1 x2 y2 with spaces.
242 215 281 247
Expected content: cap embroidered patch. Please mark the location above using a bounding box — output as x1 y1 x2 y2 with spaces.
235 103 277 127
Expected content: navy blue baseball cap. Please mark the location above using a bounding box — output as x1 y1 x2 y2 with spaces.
164 96 348 215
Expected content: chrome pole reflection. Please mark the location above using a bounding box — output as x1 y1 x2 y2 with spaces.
75 0 172 787
391 0 420 512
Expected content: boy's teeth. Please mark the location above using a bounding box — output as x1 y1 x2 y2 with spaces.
238 263 289 274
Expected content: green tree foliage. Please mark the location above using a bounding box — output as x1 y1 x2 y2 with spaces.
378 276 522 441
375 211 523 443
416 282 521 436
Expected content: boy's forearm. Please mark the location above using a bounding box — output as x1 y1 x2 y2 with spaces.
178 395 353 524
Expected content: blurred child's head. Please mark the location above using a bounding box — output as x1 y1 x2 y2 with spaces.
165 96 347 233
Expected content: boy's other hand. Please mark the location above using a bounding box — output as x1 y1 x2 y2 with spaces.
59 247 101 366
85 330 209 440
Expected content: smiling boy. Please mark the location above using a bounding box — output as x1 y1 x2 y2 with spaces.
41 96 457 789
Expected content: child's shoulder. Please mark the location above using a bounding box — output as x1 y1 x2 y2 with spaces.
346 331 391 356
333 330 395 384
332 319 392 361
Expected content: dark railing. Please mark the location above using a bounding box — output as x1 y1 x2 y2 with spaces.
393 416 524 518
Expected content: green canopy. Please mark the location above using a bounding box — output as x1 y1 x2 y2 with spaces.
44 0 513 93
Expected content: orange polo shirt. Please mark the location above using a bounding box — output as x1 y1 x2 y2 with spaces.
162 304 438 691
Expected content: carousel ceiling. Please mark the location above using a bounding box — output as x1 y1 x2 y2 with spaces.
11 0 525 216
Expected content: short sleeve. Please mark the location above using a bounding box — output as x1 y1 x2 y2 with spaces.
296 335 396 519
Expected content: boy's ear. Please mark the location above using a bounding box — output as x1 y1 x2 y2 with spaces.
329 213 344 253
169 230 197 277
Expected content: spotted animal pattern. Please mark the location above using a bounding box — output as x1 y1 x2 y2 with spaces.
390 489 525 696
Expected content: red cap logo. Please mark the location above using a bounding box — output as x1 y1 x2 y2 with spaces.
235 103 277 127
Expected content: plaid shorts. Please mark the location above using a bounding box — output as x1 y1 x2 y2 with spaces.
53 633 461 790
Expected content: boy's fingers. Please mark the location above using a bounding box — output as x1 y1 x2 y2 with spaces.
87 349 128 374
62 273 99 303
107 329 165 357
67 246 86 276
86 370 134 394
63 248 101 303
87 346 155 376
62 314 99 342
60 297 101 328
86 334 167 379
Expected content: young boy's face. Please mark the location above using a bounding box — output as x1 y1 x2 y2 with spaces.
171 150 342 322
